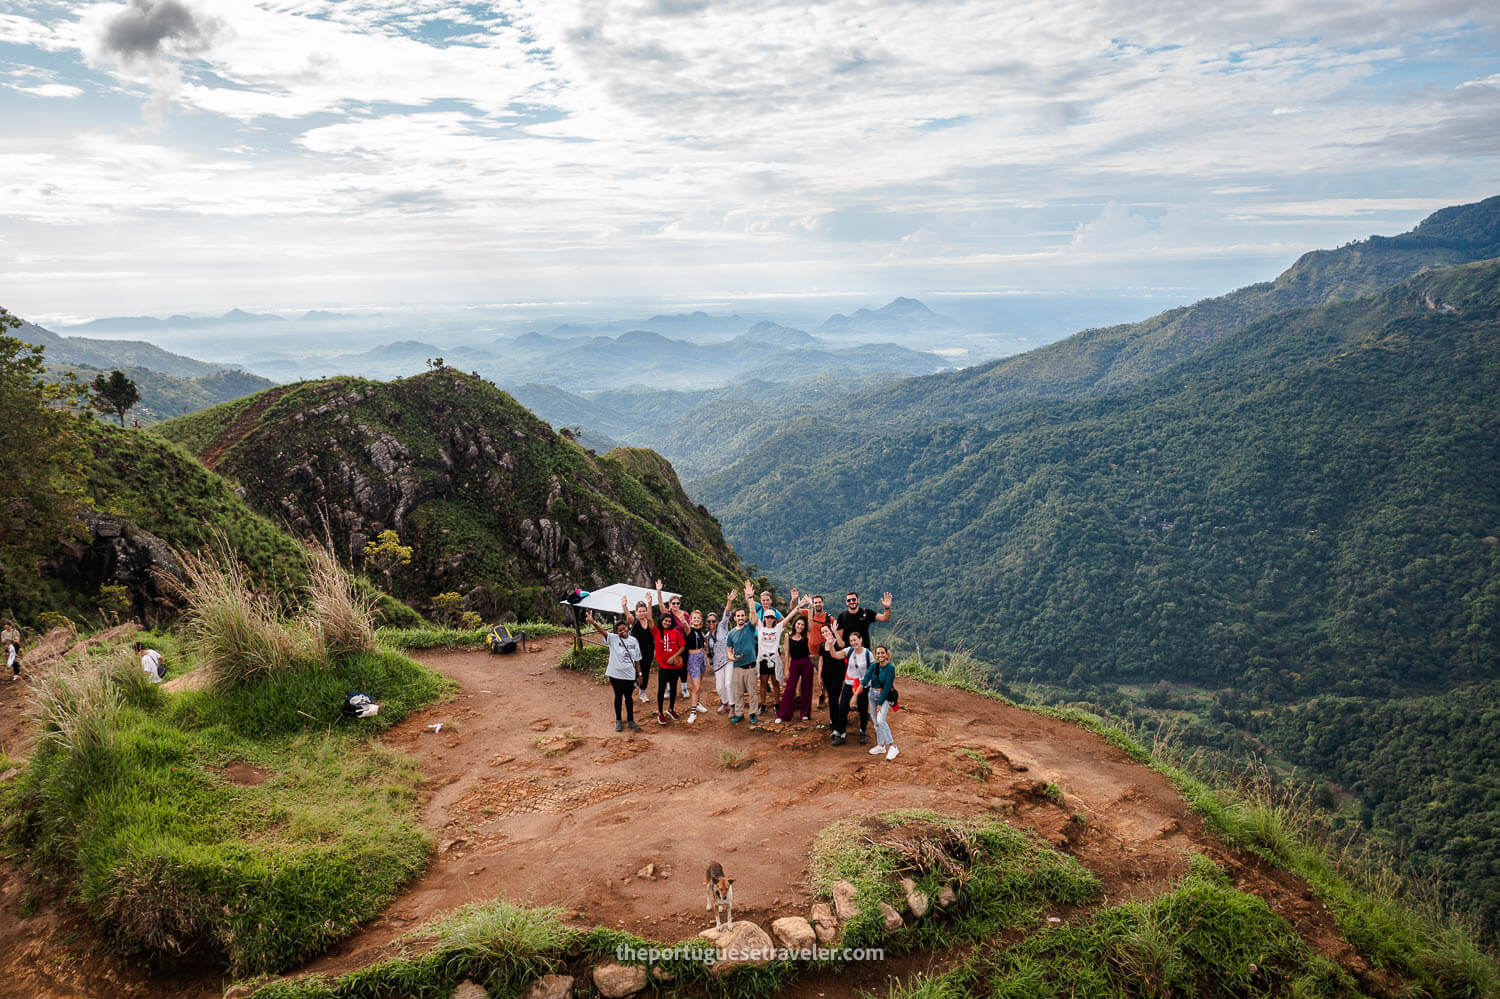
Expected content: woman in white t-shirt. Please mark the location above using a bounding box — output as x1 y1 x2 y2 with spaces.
588 600 642 733
824 627 874 747
133 641 165 684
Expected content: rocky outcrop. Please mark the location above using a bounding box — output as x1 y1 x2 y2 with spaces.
47 514 185 623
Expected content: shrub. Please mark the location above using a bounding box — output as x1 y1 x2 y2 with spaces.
303 542 376 657
178 542 305 688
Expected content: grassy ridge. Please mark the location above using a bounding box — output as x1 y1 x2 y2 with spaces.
5 628 454 976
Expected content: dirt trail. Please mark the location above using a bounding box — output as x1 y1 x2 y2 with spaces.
304 638 1364 983
0 636 1368 998
198 384 295 469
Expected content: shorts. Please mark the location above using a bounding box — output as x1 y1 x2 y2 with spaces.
686 650 706 679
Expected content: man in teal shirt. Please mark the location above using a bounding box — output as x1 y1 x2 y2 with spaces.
726 606 759 723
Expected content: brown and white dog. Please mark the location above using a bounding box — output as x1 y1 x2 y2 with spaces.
705 861 734 930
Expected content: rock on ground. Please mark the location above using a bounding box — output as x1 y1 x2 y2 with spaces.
936 884 957 908
771 915 816 952
593 962 648 997
452 980 489 999
832 879 860 921
901 877 930 918
880 902 904 932
699 920 775 976
519 974 572 999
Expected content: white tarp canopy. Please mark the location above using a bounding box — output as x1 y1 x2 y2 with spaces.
559 583 680 618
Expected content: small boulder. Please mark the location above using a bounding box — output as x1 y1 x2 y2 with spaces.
452 981 489 999
936 884 957 908
699 920 775 976
593 962 648 997
520 974 573 999
879 902 904 932
636 862 656 880
900 878 930 918
771 915 816 953
832 879 860 921
809 901 838 944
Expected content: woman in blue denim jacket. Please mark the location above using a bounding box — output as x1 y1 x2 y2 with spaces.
865 644 899 761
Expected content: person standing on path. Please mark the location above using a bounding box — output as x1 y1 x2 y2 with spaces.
650 587 686 725
589 600 642 732
710 589 736 713
835 591 892 652
800 595 835 715
629 598 656 705
657 582 693 702
747 579 791 712
3 622 21 680
726 602 760 723
825 628 874 746
865 644 899 761
776 608 816 722
683 608 710 715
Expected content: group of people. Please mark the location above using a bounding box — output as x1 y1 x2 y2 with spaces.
585 579 902 761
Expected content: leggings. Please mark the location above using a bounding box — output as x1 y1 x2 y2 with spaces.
821 657 844 725
610 677 636 723
833 682 869 737
658 667 684 712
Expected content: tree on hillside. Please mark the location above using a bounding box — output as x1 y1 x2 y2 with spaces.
363 529 413 594
0 307 89 597
90 370 140 426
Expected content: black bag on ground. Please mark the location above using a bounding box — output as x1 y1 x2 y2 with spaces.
486 624 527 655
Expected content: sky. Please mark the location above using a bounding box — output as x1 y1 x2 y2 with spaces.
2 0 1499 324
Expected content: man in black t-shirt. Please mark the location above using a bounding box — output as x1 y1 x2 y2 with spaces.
830 591 891 744
834 591 892 650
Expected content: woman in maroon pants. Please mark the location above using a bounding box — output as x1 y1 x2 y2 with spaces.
775 601 815 722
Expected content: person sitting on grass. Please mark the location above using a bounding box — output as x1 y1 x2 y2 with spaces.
588 599 642 733
133 641 165 684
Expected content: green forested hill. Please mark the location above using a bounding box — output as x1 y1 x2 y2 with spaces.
699 259 1500 930
43 361 276 424
157 370 747 617
709 261 1500 692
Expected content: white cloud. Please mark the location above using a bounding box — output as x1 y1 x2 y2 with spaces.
0 0 1498 315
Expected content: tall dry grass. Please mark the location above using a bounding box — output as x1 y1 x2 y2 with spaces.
178 540 303 687
30 651 121 770
303 540 376 657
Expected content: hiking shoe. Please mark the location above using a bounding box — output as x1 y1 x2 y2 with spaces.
869 745 886 755
694 703 708 713
667 709 680 721
717 705 729 714
886 745 900 761
858 731 868 745
628 721 642 732
615 720 623 732
657 712 667 726
801 715 811 722
831 732 846 746
748 714 758 724
730 715 744 723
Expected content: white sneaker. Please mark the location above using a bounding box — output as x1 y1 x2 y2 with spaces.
886 745 900 761
774 717 784 724
869 745 886 755
694 703 708 713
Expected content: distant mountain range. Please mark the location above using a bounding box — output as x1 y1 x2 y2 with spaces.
817 295 961 336
58 308 289 333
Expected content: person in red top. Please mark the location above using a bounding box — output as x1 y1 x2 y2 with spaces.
650 589 686 725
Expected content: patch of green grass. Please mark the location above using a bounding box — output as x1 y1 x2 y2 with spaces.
376 621 571 650
6 646 455 976
808 809 1099 951
716 746 751 770
959 858 1359 999
901 654 1500 997
952 748 992 782
557 643 608 679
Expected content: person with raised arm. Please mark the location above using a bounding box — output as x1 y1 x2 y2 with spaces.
824 626 874 747
776 595 816 723
649 583 686 725
835 590 893 653
630 595 657 705
710 588 736 713
726 588 760 723
589 597 642 732
748 579 788 712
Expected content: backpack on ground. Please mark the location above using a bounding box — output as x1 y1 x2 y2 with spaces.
486 624 528 655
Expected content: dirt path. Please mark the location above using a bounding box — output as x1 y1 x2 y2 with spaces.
199 384 295 469
303 638 1367 985
0 637 1370 998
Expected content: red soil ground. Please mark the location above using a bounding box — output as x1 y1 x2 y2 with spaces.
0 636 1373 998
